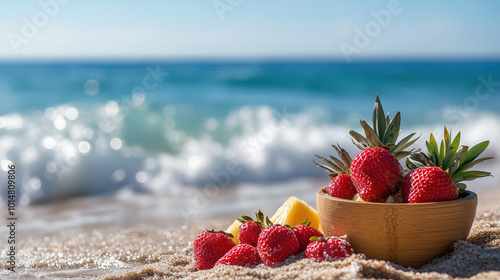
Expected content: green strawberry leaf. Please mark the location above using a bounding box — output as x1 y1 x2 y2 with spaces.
451 170 492 182
348 128 370 150
384 112 401 146
455 156 494 174
392 132 418 154
373 94 386 141
361 120 382 147
427 134 439 164
458 146 469 165
329 155 348 172
444 127 451 149
309 236 326 242
332 144 353 167
265 216 273 227
406 159 418 170
241 215 253 221
438 140 445 167
451 132 461 151
315 155 342 173
463 141 490 165
454 182 467 192
257 210 264 223
313 160 337 174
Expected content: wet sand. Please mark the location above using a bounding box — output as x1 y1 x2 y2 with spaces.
2 187 499 279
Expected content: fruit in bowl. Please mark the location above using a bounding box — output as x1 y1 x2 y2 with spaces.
317 187 478 268
315 95 492 268
315 95 419 203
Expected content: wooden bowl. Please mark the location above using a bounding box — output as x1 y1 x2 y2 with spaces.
316 187 477 268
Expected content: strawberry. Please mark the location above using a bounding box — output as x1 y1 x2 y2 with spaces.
193 229 235 270
292 220 324 252
215 244 261 268
237 211 267 247
257 225 299 267
348 95 419 202
238 220 262 247
403 127 492 203
314 144 357 200
305 237 354 262
350 147 403 202
326 174 357 199
401 167 458 203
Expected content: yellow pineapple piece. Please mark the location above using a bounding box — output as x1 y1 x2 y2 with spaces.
226 219 242 244
352 193 365 202
270 196 322 232
226 196 323 244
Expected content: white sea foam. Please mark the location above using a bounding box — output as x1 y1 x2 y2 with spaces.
0 102 498 205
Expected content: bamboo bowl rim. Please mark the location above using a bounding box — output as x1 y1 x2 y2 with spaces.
317 187 477 207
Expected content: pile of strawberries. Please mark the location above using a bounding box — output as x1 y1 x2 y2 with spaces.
193 212 353 270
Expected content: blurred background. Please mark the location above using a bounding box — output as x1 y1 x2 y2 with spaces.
0 1 499 229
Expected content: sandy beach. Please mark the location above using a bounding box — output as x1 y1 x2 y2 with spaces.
1 186 498 280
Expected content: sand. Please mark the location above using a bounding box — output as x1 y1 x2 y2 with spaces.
2 187 500 279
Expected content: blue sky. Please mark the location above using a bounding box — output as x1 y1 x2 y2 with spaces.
0 0 499 60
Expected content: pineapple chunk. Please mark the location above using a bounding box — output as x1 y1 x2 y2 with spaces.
226 219 242 244
270 196 322 232
226 196 323 244
352 193 365 202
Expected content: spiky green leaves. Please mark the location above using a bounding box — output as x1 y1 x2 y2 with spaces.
237 210 274 228
285 218 312 230
349 94 420 160
406 126 493 191
373 94 400 145
313 144 352 178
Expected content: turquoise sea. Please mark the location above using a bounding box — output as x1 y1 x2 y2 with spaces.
0 60 499 209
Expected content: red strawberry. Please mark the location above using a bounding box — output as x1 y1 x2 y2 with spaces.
193 229 235 270
350 147 403 202
238 220 262 247
305 237 354 262
347 95 420 202
401 166 458 203
292 223 324 252
215 244 261 268
257 225 299 267
314 144 356 200
326 174 357 199
404 127 492 203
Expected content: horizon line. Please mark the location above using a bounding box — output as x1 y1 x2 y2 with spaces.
1 55 500 64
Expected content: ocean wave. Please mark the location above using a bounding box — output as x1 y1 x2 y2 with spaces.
0 101 498 205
